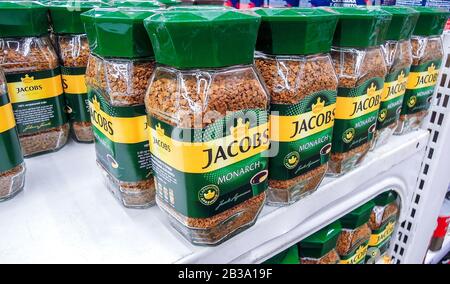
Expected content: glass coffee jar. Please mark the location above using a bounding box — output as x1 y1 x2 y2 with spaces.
144 9 269 245
366 190 399 263
254 8 338 206
372 7 419 148
0 1 69 157
82 8 157 208
329 7 391 176
396 7 449 134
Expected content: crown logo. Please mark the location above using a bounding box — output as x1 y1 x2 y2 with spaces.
356 245 367 258
92 95 101 111
428 63 436 74
366 82 377 97
386 221 395 233
230 118 250 138
312 97 325 114
156 123 165 136
203 190 216 200
397 70 405 82
21 74 34 84
288 155 298 165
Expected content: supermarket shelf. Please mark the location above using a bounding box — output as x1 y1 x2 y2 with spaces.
0 130 428 264
425 235 450 264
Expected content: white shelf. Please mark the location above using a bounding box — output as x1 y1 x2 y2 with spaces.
0 130 428 264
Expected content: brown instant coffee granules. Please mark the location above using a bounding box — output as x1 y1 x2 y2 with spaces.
301 249 340 264
336 223 371 256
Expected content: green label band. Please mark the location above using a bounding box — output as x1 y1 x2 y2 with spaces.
62 67 90 123
6 68 68 135
377 68 410 130
0 93 23 173
402 60 442 115
149 110 269 219
89 89 152 183
332 78 384 153
269 90 336 181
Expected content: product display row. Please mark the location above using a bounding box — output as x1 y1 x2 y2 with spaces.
265 190 399 264
0 1 447 249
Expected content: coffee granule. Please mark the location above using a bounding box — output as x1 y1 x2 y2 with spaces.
157 193 265 244
330 47 387 175
72 121 94 142
0 162 25 201
301 249 340 264
336 223 371 256
369 202 399 230
58 34 93 142
0 36 69 156
147 66 268 128
87 54 155 106
105 173 156 208
255 54 337 204
146 65 268 244
397 36 443 133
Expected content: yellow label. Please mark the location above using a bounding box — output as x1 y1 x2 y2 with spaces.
340 244 369 264
406 64 440 90
89 98 149 144
335 83 382 120
369 221 396 246
150 119 270 174
7 74 63 104
382 72 408 102
62 74 87 94
270 103 335 142
0 103 16 133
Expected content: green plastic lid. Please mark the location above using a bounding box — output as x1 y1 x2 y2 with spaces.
111 0 163 8
331 7 392 48
0 1 49 37
299 220 342 259
144 10 261 68
340 201 375 229
157 0 183 6
81 8 157 58
254 8 338 55
412 7 449 37
373 190 397 207
263 246 299 264
380 7 419 41
49 1 109 34
168 5 233 11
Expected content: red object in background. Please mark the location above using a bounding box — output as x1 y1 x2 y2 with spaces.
445 19 450 31
429 198 450 252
